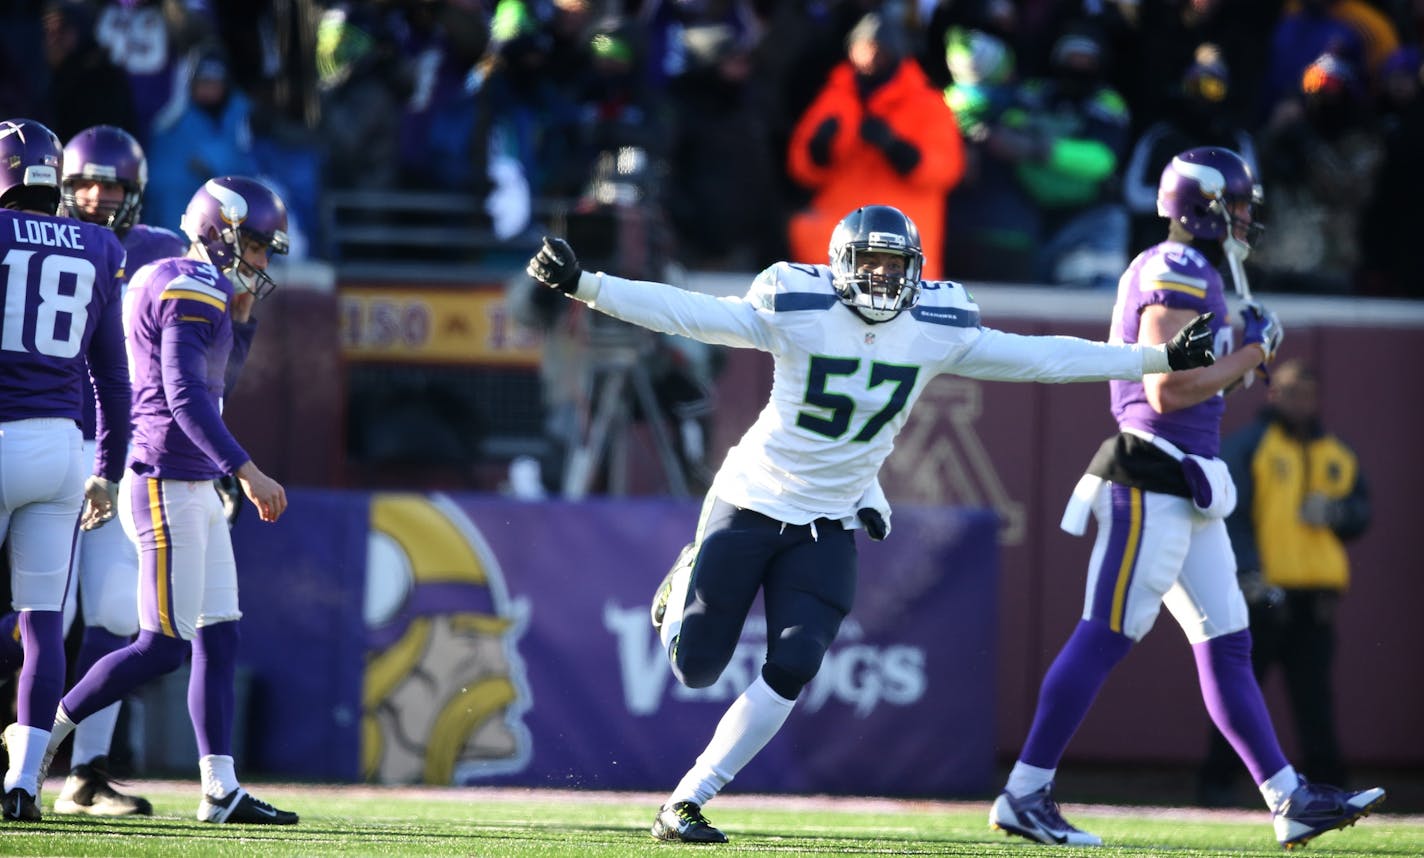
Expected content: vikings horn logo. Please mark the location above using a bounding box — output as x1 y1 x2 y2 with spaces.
362 494 532 784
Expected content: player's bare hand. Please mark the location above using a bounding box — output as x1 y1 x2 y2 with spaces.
235 461 287 522
80 475 119 531
231 289 257 323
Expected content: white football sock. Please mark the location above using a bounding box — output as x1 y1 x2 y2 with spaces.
70 701 121 767
200 754 239 799
1006 761 1056 799
47 708 77 756
1260 764 1301 812
3 725 51 794
668 674 796 808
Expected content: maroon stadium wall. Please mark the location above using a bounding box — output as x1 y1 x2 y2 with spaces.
227 272 1424 773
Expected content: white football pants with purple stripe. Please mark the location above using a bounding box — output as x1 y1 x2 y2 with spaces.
1083 481 1249 643
118 473 241 640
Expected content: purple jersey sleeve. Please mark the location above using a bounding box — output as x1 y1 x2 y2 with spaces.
0 211 131 477
1109 242 1231 457
80 223 188 439
126 258 249 479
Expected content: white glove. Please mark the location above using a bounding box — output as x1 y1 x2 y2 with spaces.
80 475 119 531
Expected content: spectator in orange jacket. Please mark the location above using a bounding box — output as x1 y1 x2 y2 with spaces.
787 12 964 280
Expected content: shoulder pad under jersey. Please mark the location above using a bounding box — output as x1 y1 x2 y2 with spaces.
909 278 982 328
156 262 230 320
746 261 837 313
1135 243 1220 304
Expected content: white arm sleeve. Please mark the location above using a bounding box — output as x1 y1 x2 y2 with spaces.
952 327 1168 382
569 270 776 351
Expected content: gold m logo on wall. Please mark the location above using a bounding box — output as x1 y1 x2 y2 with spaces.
882 380 1026 545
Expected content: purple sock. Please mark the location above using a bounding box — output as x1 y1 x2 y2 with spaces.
1192 629 1289 784
63 630 189 723
0 612 23 675
76 627 131 678
15 611 65 727
1020 619 1133 769
189 621 239 757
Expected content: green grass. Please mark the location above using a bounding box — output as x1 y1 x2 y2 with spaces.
1 783 1420 857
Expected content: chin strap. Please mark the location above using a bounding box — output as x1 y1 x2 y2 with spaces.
1223 237 1252 301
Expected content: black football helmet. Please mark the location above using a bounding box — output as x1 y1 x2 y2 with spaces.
828 205 924 323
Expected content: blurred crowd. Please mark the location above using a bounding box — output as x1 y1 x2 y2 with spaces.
3 0 1423 297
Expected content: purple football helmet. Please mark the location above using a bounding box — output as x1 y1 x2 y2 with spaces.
829 204 924 323
0 118 64 215
62 125 147 233
1157 146 1264 250
180 176 290 299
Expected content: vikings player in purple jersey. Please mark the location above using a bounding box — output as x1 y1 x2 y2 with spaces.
527 205 1217 843
989 147 1385 850
0 118 130 823
37 176 296 825
60 125 184 816
0 126 186 816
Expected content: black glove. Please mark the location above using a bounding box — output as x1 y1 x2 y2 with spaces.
808 116 839 167
526 236 581 294
857 508 888 541
859 115 895 148
215 475 242 528
1165 312 1216 370
1238 569 1285 609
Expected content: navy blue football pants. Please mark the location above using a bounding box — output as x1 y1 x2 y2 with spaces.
672 498 857 700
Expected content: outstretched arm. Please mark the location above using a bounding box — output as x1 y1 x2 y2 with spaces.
526 237 776 351
952 314 1214 383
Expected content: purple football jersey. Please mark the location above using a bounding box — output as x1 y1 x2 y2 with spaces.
0 209 130 480
80 223 187 439
125 257 249 480
1109 242 1231 457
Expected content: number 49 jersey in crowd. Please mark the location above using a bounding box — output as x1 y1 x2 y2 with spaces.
588 261 1160 525
0 207 129 479
123 256 253 482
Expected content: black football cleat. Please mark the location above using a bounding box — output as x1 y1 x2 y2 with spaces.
198 787 299 824
651 800 727 843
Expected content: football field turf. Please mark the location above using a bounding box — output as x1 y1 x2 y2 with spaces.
2 783 1421 856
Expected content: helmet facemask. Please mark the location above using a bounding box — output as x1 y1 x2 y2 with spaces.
229 228 289 300
62 178 142 232
833 243 922 323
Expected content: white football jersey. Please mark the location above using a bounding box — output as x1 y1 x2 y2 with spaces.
585 262 1156 525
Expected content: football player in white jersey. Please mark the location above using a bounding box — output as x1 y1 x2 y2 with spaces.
527 204 1217 844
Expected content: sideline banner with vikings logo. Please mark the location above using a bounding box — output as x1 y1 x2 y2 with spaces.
235 490 998 796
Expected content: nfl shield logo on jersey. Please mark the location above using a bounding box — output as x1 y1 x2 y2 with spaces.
865 332 876 345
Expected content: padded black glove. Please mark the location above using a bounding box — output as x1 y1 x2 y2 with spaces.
1165 312 1216 370
857 508 888 541
859 115 894 147
808 116 839 167
526 236 582 294
215 475 242 528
